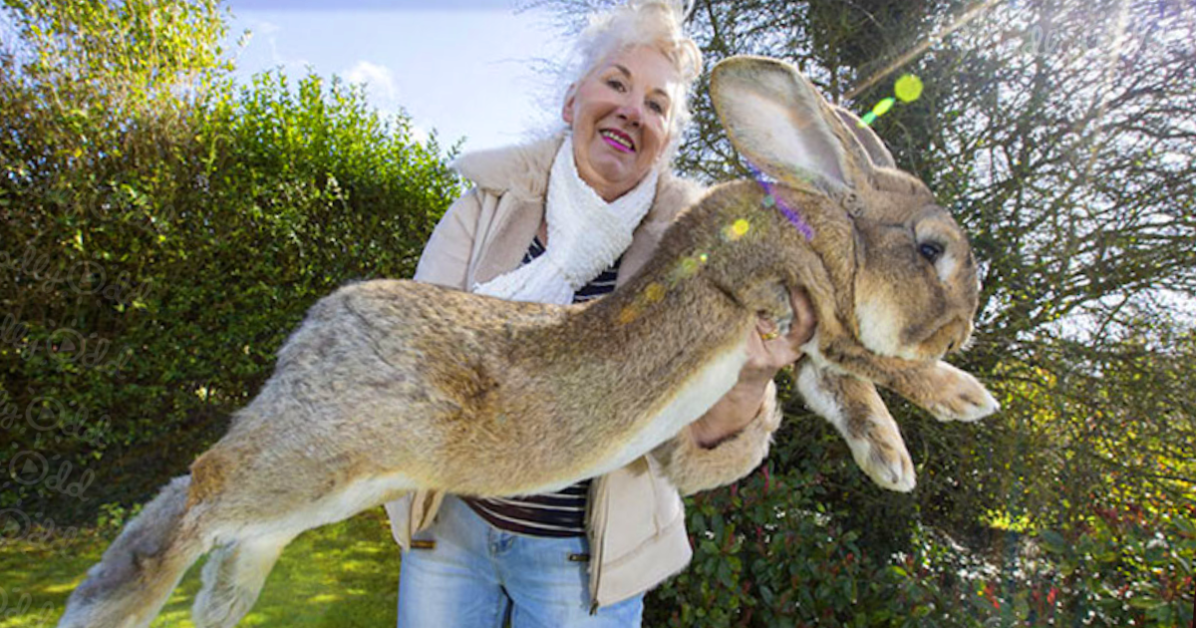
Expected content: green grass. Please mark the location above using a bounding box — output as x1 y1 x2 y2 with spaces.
0 508 401 627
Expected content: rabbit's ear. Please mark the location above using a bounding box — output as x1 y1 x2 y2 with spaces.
834 107 897 170
710 56 871 194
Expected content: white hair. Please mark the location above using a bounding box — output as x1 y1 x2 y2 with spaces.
561 0 703 162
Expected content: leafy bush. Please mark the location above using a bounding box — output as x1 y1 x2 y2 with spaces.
646 398 1193 627
0 0 461 526
646 449 1194 628
1030 501 1196 627
646 455 979 628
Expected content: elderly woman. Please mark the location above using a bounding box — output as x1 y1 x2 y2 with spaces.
384 1 814 625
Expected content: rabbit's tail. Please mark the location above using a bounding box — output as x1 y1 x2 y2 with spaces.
59 475 210 628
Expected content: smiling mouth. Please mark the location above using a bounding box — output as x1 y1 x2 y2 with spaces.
599 129 635 153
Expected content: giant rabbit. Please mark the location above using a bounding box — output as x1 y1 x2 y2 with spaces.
58 55 998 628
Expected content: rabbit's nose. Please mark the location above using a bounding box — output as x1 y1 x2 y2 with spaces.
944 316 973 354
923 316 970 358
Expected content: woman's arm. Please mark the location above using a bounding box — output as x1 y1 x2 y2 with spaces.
690 287 816 447
651 287 816 495
412 189 484 289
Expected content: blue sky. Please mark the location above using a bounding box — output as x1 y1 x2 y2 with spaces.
224 1 571 152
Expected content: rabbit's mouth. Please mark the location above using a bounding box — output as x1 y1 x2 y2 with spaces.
906 315 972 359
857 298 972 361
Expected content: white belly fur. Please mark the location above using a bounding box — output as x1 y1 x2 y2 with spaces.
579 338 751 481
231 471 418 544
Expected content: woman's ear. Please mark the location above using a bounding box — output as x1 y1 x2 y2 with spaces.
561 84 577 126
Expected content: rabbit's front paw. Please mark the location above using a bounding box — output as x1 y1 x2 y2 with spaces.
922 362 1000 422
846 419 916 492
797 363 916 492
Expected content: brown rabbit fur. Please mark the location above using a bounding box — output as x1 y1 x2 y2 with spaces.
57 56 997 628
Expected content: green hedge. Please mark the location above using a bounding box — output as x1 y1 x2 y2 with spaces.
647 450 1195 627
1 34 461 526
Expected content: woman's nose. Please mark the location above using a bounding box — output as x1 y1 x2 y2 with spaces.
617 102 642 126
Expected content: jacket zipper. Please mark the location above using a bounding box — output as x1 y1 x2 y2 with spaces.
587 476 610 614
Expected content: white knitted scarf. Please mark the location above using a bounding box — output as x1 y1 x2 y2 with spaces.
473 136 659 304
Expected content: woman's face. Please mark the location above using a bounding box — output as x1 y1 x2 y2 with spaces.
563 45 681 202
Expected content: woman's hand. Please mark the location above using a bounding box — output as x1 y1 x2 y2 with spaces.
689 287 817 448
739 286 817 385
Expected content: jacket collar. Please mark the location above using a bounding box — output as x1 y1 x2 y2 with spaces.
452 134 562 201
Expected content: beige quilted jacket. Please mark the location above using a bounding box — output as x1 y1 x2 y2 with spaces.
383 134 782 608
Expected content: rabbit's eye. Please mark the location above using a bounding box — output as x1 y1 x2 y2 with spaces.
918 242 944 263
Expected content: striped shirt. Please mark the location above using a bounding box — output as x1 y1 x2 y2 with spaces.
462 235 620 537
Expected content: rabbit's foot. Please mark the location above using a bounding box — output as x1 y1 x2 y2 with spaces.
796 363 916 492
918 362 1000 422
845 419 915 492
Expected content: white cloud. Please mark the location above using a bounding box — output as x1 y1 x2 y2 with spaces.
255 20 280 36
230 18 310 77
229 18 313 78
345 60 399 112
409 123 432 145
247 19 285 65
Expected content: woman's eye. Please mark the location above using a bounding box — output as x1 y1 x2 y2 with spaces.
606 78 625 92
648 100 665 114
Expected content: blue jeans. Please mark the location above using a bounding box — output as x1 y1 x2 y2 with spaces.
397 495 644 627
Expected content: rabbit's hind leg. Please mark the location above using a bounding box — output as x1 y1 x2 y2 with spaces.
193 530 298 628
58 476 208 628
191 471 416 627
797 362 916 492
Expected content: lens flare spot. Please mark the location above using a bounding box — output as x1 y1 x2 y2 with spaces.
698 252 708 263
872 97 896 117
895 74 923 103
731 219 750 239
859 112 878 127
645 282 666 302
618 305 640 325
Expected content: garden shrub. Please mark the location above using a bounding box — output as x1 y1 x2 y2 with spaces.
0 0 461 526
